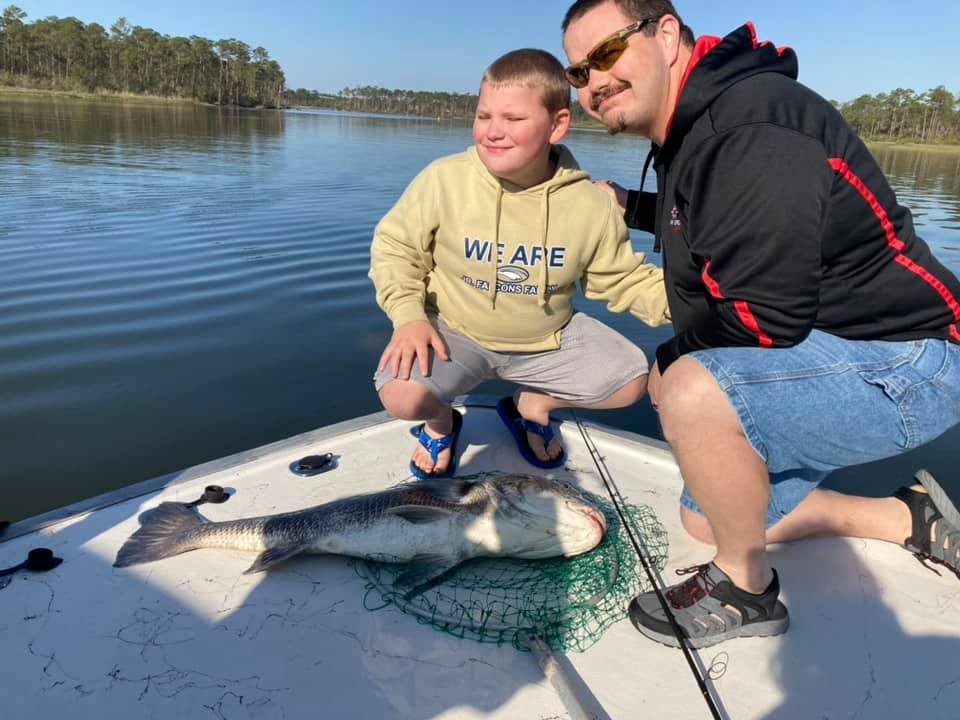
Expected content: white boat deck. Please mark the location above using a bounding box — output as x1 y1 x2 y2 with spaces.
2 396 959 719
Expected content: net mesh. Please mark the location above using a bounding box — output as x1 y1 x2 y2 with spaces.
355 476 669 653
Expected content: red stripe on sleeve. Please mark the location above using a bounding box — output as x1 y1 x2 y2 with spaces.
828 158 905 252
702 260 772 346
701 259 725 299
829 157 960 326
734 301 774 347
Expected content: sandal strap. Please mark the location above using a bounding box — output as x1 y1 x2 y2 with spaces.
894 485 960 579
894 486 940 554
515 417 555 444
415 426 454 463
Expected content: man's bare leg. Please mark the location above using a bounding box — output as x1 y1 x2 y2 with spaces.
682 488 915 547
656 357 773 593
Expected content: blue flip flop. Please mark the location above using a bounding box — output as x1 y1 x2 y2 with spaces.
496 396 566 469
409 408 463 479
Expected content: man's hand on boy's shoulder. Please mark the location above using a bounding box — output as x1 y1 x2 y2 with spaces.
378 320 450 380
594 180 628 216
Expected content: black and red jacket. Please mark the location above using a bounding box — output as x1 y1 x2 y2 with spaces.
624 23 960 372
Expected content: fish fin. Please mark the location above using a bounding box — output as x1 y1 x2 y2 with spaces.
395 553 463 596
113 502 208 568
385 505 455 524
243 544 302 574
407 478 476 502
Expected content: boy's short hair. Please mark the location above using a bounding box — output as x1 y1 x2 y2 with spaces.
482 49 571 114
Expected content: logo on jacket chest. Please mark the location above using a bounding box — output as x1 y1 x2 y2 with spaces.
669 206 683 233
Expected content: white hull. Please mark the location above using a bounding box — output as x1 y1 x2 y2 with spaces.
2 396 958 719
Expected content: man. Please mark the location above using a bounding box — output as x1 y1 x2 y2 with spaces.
562 0 960 649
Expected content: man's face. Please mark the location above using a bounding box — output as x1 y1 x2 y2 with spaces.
563 1 669 137
472 81 567 188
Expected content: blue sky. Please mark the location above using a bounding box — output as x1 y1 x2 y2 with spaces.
13 0 960 102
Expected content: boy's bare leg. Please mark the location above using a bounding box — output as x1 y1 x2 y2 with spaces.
379 380 455 474
515 374 649 463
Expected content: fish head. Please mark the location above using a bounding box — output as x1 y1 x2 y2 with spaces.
479 474 606 559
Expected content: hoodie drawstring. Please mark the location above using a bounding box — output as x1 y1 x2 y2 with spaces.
488 186 503 309
640 147 655 194
536 187 552 308
639 147 663 253
489 184 552 309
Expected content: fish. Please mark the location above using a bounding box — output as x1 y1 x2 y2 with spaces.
113 474 607 591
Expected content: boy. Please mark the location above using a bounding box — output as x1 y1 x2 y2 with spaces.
369 48 670 478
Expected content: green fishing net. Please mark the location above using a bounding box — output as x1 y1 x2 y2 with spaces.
355 476 669 653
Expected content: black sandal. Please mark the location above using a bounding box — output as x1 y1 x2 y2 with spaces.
894 469 960 579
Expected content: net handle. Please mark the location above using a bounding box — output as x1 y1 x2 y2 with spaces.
525 633 594 720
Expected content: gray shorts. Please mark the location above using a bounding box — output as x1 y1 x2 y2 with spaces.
373 312 650 405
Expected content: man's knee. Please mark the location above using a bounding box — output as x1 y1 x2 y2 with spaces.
657 357 727 440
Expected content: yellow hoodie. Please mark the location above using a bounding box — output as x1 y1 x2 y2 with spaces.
370 145 670 352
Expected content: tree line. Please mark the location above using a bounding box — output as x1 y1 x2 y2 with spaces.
284 84 601 126
286 85 479 118
3 3 956 142
0 5 284 107
291 84 960 143
837 87 959 144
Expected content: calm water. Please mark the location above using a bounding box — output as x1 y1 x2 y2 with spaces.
1 96 958 523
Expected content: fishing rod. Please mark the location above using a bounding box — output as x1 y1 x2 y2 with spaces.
570 410 724 720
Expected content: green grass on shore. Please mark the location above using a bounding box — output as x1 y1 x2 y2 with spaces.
0 84 207 106
865 140 960 154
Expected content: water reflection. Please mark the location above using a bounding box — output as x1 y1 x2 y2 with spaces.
868 145 960 232
0 94 285 161
0 100 958 522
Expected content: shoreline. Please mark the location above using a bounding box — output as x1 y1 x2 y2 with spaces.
0 85 206 106
0 85 276 110
865 140 960 154
5 87 958 147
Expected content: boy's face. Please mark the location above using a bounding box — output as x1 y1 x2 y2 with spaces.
473 81 570 188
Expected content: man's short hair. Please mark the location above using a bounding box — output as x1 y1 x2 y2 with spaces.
562 0 695 47
482 49 571 114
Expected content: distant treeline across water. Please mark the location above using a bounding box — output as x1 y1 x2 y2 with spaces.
1 4 957 142
0 5 285 107
284 86 602 126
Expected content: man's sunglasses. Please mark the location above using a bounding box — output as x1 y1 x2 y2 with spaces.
564 18 658 88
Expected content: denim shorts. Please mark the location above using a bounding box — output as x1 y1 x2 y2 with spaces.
679 330 960 527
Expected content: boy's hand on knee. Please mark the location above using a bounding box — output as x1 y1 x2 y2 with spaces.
378 320 449 380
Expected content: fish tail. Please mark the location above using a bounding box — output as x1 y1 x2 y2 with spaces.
113 502 210 568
